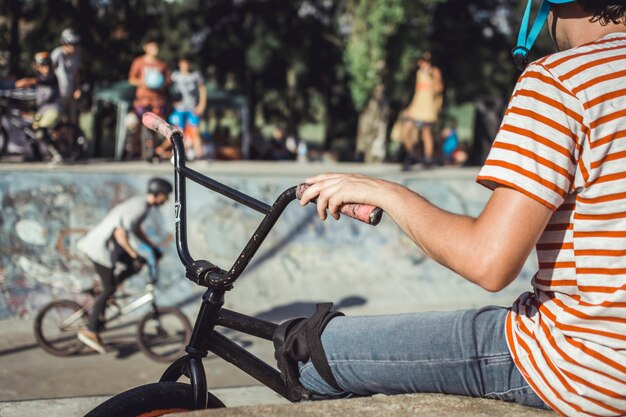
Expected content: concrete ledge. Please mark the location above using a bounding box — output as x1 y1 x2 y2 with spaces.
173 393 557 417
0 386 288 417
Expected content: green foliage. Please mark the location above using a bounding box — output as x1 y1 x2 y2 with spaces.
344 0 405 110
2 0 560 153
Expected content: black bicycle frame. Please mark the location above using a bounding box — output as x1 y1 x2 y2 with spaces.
159 130 305 409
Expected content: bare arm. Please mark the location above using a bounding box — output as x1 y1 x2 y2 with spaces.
128 59 142 87
299 174 552 292
15 78 37 88
73 70 81 99
132 226 159 250
433 67 444 95
195 82 207 116
113 227 140 259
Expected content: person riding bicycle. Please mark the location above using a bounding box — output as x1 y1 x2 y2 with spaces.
76 178 173 354
15 52 63 163
297 2 626 416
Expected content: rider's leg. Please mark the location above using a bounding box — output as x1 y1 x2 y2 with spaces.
299 306 549 410
79 261 114 353
115 252 144 285
33 108 61 162
87 262 116 333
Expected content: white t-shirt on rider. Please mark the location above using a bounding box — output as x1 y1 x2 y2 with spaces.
77 196 150 268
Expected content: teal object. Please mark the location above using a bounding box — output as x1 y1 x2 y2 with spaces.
513 0 575 70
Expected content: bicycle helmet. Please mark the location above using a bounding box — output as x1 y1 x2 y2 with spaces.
34 52 52 67
513 0 576 70
147 178 173 196
61 28 80 45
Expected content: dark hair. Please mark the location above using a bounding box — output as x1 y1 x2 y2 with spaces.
179 54 193 62
578 1 626 24
142 35 160 46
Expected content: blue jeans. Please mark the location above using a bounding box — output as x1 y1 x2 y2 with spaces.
299 306 550 410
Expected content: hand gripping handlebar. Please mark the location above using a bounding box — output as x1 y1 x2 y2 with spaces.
295 183 383 226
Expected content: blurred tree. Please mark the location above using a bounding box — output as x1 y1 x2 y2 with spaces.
341 0 443 161
1 0 560 160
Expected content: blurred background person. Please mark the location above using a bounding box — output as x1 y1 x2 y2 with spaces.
51 28 81 125
15 52 63 163
167 54 206 161
128 37 171 160
399 51 443 169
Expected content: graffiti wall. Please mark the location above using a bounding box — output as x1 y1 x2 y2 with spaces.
0 168 538 320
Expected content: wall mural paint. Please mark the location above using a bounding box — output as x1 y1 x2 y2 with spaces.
0 171 538 320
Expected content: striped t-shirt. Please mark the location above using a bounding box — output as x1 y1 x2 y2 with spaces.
477 33 626 417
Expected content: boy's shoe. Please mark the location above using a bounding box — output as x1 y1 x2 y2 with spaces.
77 329 107 354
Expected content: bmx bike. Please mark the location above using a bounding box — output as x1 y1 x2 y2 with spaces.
34 249 192 363
0 87 87 162
85 112 383 416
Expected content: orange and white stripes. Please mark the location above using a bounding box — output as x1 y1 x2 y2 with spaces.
477 33 626 416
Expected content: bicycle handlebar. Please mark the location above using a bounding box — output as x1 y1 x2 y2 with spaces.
142 112 183 142
140 112 381 288
295 183 383 226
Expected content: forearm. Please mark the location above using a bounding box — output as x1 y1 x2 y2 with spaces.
301 174 550 291
381 185 501 289
133 228 157 249
384 183 550 291
113 228 139 258
15 78 36 88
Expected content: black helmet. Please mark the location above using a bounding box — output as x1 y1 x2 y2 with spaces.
147 177 173 195
34 52 52 66
61 28 80 45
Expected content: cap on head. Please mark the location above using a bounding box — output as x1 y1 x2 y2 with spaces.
61 28 80 46
512 0 576 70
34 52 52 66
147 177 173 196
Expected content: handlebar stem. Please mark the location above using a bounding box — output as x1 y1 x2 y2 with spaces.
171 129 297 289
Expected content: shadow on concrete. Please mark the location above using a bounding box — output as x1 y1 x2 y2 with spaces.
0 342 40 357
253 296 367 322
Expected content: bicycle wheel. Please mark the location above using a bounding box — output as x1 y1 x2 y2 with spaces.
34 300 87 356
137 307 192 362
85 382 225 417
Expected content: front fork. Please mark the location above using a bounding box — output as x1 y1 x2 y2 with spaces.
159 288 224 409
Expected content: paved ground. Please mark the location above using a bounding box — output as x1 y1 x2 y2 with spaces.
0 315 279 403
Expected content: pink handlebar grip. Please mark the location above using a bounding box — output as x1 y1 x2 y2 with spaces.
142 112 183 140
296 183 383 226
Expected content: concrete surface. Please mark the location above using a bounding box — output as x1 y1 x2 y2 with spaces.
1 161 537 321
172 393 557 417
0 385 288 417
0 316 277 402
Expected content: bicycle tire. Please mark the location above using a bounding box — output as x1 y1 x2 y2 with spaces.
34 299 87 356
85 382 225 417
136 307 192 362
